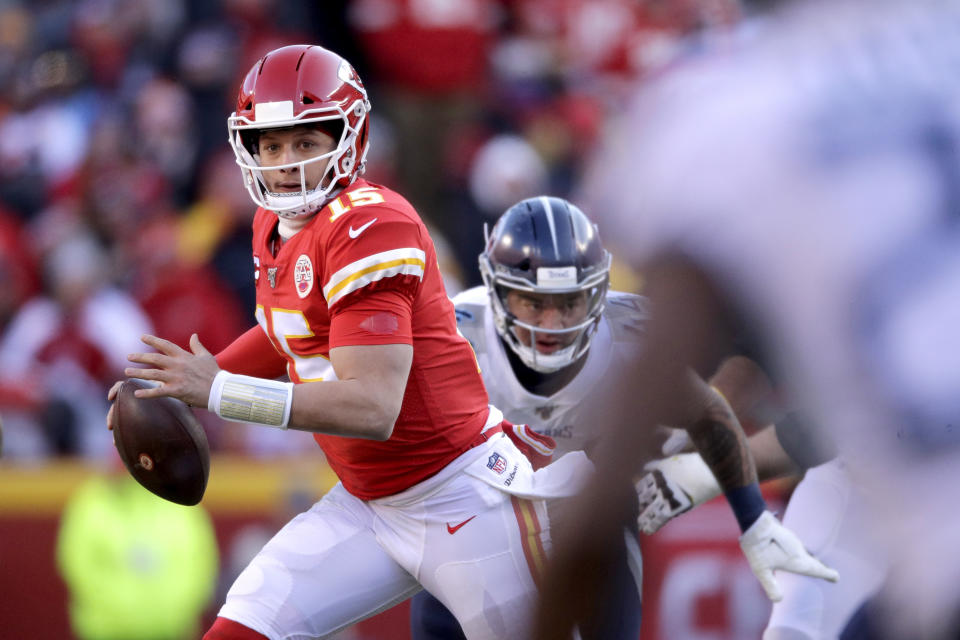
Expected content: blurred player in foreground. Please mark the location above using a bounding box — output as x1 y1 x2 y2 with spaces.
536 1 960 638
109 44 587 640
410 196 645 640
411 197 836 639
638 355 886 639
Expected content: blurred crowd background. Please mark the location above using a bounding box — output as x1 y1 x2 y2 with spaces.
0 0 744 463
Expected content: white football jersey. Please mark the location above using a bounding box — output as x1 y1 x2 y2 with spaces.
453 286 647 457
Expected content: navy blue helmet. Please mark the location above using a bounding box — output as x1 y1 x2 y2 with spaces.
479 196 611 372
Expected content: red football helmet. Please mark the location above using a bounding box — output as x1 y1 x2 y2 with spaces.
227 45 371 219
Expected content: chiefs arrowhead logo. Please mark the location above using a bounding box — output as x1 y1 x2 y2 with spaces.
294 254 314 298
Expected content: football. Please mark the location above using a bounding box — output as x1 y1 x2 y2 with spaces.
111 379 210 506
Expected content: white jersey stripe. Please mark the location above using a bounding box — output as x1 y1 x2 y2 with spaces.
541 196 560 259
323 247 426 305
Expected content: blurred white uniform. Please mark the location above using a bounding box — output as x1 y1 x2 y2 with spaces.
766 459 886 638
586 0 960 637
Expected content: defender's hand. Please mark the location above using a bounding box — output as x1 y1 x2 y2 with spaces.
739 510 839 601
636 452 721 534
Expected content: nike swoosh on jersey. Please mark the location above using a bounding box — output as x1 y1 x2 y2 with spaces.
348 218 378 238
446 515 477 535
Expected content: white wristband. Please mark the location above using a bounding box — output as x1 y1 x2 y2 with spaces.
208 370 293 429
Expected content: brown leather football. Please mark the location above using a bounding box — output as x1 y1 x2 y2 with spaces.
112 379 210 506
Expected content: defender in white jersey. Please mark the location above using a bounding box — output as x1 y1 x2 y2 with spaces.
538 2 960 639
411 196 646 640
412 196 835 639
453 283 645 458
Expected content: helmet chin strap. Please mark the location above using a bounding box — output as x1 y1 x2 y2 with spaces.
271 182 346 239
264 187 326 219
509 326 582 374
522 345 579 373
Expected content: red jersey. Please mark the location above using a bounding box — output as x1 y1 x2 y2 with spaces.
248 179 490 499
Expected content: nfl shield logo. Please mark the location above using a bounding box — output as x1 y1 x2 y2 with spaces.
486 452 507 475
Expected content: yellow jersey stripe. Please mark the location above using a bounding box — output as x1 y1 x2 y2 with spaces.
323 247 426 303
324 258 425 306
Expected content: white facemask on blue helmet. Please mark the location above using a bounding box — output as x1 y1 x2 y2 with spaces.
479 196 612 373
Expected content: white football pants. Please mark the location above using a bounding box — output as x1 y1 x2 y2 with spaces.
764 459 887 640
218 432 558 640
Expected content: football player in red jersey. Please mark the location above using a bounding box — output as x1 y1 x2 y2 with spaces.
107 45 584 640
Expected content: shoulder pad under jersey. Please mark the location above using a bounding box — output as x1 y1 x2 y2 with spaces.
452 286 489 352
603 291 648 344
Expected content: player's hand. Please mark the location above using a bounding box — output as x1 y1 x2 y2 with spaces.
739 510 839 601
105 380 124 430
124 334 220 409
635 452 721 534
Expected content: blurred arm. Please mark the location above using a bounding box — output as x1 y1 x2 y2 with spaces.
751 424 803 480
684 374 759 497
535 257 731 639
